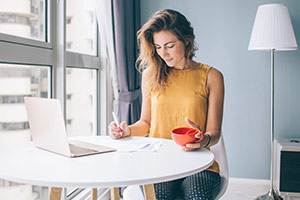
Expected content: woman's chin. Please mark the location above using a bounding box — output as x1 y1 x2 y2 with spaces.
165 62 175 67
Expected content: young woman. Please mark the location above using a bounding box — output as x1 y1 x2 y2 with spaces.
109 9 224 200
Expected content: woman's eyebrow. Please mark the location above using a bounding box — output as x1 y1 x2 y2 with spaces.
164 41 176 45
154 41 176 46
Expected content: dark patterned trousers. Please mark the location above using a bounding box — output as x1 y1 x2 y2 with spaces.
154 170 221 200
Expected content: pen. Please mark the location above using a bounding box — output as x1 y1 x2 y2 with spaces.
112 111 123 136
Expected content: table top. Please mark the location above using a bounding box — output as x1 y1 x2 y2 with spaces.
0 136 214 188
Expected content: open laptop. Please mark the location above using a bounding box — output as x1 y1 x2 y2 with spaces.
24 97 116 157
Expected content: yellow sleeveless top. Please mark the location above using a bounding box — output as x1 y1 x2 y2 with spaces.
149 62 219 174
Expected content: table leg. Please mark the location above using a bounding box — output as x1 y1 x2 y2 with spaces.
91 188 97 200
49 187 62 200
110 188 120 200
143 184 156 200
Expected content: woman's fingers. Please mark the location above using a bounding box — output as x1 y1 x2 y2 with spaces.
108 121 131 139
185 117 194 127
186 142 201 149
109 121 119 130
195 132 202 138
110 129 122 139
108 122 123 139
182 145 198 151
120 121 129 136
182 142 202 151
185 117 201 131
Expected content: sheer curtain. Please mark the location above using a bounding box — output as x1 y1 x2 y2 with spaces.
95 0 141 125
95 0 119 132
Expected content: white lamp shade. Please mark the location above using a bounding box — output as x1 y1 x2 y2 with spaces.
249 4 298 51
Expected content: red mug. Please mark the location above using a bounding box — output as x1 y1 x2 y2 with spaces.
171 127 204 146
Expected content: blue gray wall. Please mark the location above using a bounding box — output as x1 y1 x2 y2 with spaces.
140 0 300 179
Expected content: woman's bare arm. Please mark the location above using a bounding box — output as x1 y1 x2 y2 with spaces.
204 68 224 147
128 68 152 136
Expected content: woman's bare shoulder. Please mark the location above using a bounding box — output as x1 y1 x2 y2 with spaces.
142 67 151 77
208 67 223 83
141 67 153 83
141 67 153 93
207 67 224 95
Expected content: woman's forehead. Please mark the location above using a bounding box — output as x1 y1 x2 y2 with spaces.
153 30 178 45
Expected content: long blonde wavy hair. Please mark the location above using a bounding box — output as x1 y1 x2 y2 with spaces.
136 9 196 91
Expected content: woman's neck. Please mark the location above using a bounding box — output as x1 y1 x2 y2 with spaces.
173 60 197 70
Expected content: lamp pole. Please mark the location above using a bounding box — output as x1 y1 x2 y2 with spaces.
256 49 282 200
270 49 275 194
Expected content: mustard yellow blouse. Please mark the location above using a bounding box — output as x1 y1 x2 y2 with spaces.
149 62 219 174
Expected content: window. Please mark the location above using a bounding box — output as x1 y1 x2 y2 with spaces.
0 0 46 41
0 0 102 199
0 64 50 130
66 0 97 55
66 67 97 136
0 64 51 198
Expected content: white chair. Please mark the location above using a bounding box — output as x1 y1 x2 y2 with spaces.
211 134 229 200
123 135 229 200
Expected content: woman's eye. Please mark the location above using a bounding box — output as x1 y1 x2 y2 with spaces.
167 45 174 48
155 46 161 49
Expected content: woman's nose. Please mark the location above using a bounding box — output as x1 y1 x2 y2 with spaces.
162 47 168 57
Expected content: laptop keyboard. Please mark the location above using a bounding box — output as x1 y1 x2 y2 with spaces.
69 144 97 155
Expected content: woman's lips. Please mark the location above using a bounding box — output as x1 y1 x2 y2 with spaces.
164 58 173 63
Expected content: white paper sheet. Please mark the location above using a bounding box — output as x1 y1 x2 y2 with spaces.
86 137 163 152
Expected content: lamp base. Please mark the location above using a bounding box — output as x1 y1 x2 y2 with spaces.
255 189 283 200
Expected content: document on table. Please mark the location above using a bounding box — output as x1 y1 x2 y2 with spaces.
90 137 163 152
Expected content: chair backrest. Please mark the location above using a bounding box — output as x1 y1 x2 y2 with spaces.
210 134 229 200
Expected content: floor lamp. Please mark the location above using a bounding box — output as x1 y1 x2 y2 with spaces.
248 4 297 200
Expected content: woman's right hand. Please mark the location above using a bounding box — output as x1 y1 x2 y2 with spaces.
108 121 131 139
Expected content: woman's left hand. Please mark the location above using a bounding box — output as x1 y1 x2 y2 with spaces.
183 117 204 151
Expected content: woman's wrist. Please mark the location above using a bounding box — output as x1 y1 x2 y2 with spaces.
203 134 211 148
127 127 132 137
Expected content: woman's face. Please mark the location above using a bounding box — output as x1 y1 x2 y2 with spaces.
153 30 187 69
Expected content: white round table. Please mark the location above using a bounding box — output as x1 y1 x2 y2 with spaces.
0 136 214 199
